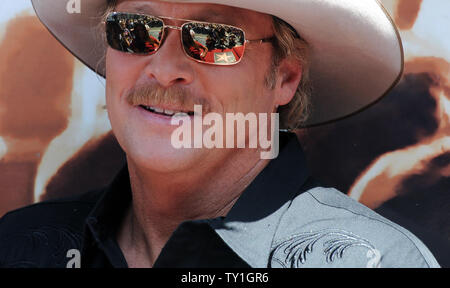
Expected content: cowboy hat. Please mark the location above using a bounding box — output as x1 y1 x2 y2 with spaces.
30 0 403 127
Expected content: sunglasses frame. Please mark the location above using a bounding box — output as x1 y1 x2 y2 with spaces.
105 12 274 66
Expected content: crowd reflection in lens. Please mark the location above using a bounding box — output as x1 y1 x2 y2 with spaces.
183 23 245 64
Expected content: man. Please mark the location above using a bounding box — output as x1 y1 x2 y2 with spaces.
0 0 440 268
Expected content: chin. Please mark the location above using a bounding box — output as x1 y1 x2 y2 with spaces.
122 132 208 173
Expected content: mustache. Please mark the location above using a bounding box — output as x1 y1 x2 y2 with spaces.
125 84 211 113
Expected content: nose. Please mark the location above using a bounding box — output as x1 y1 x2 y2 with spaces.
143 29 195 87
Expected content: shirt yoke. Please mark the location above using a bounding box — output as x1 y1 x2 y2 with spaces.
271 187 440 268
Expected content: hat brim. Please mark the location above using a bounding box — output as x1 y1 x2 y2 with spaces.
31 0 403 127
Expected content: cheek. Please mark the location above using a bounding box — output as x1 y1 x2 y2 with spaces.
245 51 277 110
105 50 140 133
105 49 143 98
198 63 271 113
105 50 143 115
225 67 274 113
235 49 275 110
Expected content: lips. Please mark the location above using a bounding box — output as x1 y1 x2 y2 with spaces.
139 105 196 117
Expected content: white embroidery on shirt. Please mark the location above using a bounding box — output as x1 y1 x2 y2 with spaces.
270 229 380 267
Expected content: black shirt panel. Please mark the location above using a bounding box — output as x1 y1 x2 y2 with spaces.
0 192 100 267
153 221 251 268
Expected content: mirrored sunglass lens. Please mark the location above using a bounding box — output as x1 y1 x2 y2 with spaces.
106 13 163 54
182 22 246 64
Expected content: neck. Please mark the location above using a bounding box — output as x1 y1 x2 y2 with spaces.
117 148 270 267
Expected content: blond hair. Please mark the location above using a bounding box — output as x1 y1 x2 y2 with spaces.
269 17 311 129
101 1 311 129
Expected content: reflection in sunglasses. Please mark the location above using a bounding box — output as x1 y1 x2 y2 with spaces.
114 16 162 53
181 22 245 64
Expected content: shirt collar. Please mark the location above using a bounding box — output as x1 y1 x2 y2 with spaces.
82 165 131 267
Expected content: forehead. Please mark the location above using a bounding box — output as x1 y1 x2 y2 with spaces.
115 0 274 35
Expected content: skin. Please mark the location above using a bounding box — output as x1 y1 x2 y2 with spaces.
108 0 303 267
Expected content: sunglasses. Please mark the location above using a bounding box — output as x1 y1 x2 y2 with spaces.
105 12 274 65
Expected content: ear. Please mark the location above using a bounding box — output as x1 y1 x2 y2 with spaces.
273 57 303 106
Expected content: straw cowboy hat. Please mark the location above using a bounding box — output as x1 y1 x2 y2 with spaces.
31 0 403 126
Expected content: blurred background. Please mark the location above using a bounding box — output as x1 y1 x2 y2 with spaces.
0 0 448 261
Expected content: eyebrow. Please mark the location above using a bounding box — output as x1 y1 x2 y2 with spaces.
121 3 156 15
191 10 228 23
